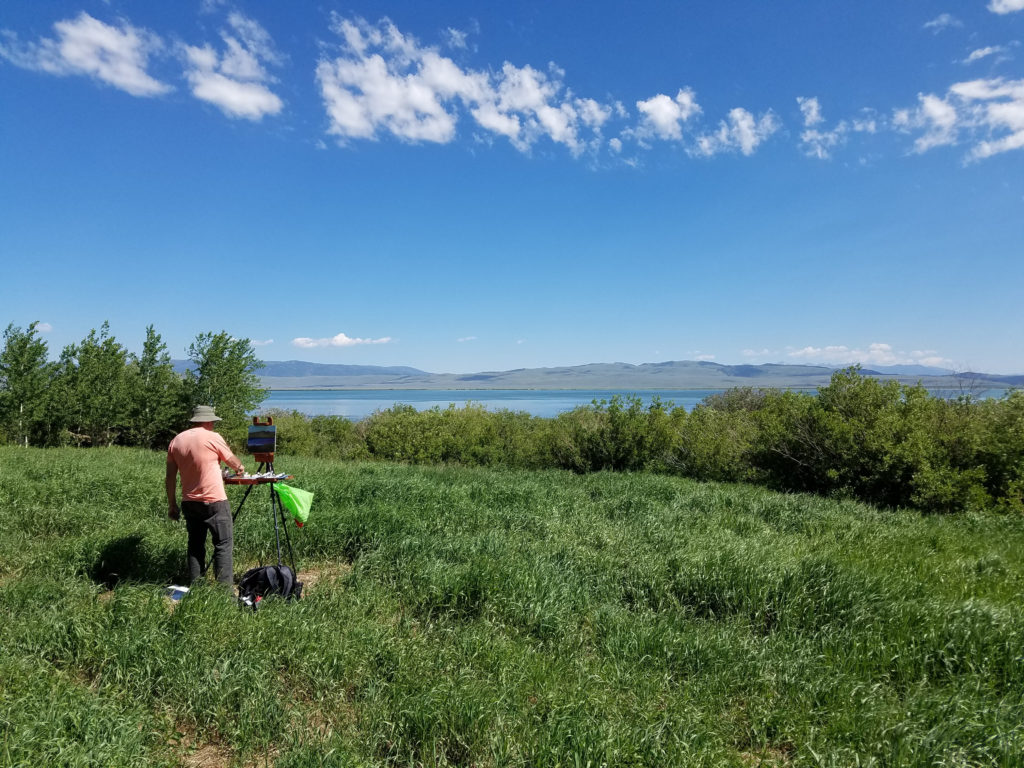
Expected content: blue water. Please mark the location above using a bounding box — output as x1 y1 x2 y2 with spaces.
264 389 728 421
264 386 1011 422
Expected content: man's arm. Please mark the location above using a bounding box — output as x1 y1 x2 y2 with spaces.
165 454 180 521
213 433 245 474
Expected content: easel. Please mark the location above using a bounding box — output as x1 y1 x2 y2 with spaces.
222 417 297 573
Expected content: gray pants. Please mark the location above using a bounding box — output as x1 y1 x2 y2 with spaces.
183 499 233 585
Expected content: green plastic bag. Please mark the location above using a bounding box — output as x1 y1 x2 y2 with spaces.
275 483 313 526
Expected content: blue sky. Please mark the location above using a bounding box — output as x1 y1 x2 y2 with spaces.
1 1 1022 374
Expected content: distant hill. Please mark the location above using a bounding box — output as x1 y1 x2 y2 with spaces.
252 360 426 378
862 364 954 376
190 359 1019 391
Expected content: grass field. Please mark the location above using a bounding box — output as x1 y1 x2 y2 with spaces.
1 446 1022 767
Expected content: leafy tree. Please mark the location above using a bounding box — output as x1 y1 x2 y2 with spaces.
127 325 184 448
52 322 131 446
184 331 267 440
0 322 53 446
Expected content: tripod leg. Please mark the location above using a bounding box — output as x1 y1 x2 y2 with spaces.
270 484 284 568
277 491 297 574
232 483 256 524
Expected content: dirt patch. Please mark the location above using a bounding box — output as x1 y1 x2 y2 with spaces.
739 745 795 766
296 561 351 595
170 724 278 768
182 743 233 768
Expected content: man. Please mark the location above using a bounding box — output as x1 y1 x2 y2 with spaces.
166 405 246 585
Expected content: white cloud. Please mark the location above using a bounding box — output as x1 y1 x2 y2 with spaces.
895 78 1024 159
182 13 283 120
693 108 779 157
893 93 959 152
800 126 846 159
292 332 392 348
0 12 169 96
963 46 1004 64
36 322 53 333
793 101 882 160
796 97 843 158
797 96 823 126
787 342 952 367
445 28 468 50
316 17 612 156
250 338 274 346
742 348 772 358
989 0 1024 14
923 14 962 32
851 113 879 134
694 354 715 361
457 336 477 343
634 88 701 140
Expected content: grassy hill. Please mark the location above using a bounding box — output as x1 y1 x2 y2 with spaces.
1 447 1022 766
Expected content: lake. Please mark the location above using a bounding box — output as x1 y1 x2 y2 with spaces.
263 386 1011 421
264 389 732 421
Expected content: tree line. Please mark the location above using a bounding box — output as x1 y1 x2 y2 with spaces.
2 321 1021 514
0 322 266 449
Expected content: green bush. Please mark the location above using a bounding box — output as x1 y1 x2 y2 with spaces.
672 405 759 483
363 403 548 469
547 395 682 473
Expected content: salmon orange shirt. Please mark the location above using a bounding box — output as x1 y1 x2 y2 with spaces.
167 427 240 503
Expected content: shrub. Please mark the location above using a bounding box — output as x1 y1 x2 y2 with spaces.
672 405 759 483
547 395 682 473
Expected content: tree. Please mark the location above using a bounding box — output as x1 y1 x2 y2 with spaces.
184 331 267 440
127 325 184 448
53 322 131 446
0 322 52 446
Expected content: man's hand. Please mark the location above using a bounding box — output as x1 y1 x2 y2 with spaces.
168 502 180 522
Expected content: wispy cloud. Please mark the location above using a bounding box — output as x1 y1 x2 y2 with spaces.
894 77 1024 159
457 336 477 343
989 0 1024 15
923 14 963 33
787 342 951 368
692 108 779 157
797 96 823 126
36 322 53 333
292 332 392 348
0 12 169 96
182 12 284 120
250 338 274 346
445 27 468 51
963 46 1005 64
795 99 878 159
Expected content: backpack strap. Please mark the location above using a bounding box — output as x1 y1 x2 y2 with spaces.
276 565 295 599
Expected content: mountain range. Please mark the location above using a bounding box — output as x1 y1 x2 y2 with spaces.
173 359 1023 391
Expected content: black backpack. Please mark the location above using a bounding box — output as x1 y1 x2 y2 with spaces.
238 565 303 609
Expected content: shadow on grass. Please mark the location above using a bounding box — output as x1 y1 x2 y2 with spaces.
88 534 185 589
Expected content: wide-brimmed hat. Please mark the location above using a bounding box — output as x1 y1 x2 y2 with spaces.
190 405 222 423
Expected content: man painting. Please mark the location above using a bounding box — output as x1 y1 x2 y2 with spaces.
166 405 245 585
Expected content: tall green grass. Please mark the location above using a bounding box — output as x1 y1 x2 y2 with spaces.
1 446 1022 766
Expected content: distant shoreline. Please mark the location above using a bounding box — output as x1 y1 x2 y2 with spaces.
263 386 821 392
